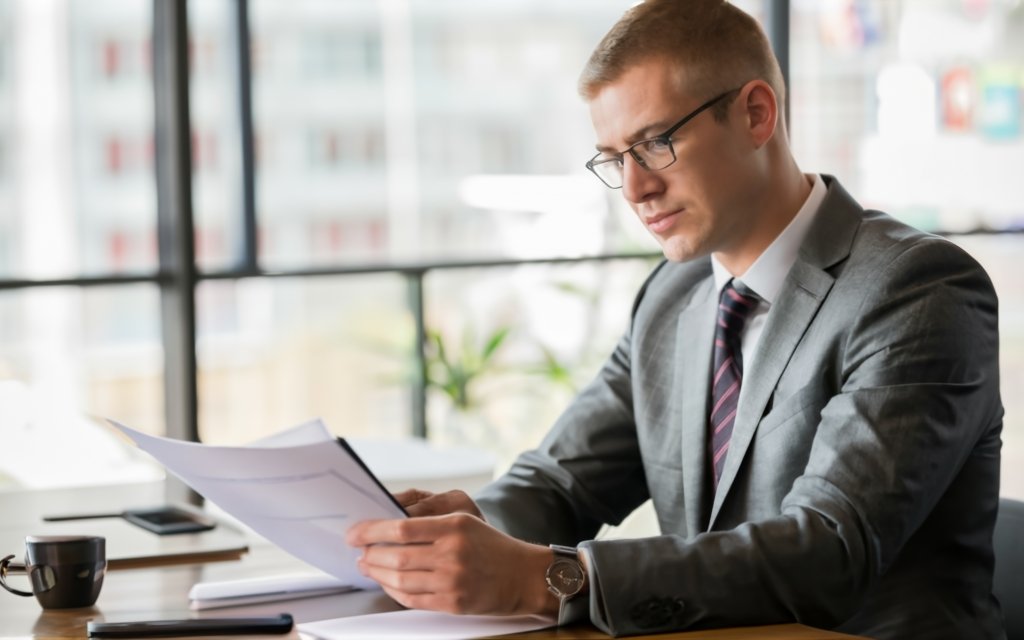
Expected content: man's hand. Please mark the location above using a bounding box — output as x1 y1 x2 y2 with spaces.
393 489 485 520
346 512 559 617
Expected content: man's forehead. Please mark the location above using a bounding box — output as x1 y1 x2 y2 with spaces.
595 58 693 99
587 62 696 148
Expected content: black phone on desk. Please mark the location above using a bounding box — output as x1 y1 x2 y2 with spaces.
43 505 217 535
121 506 217 535
87 614 293 637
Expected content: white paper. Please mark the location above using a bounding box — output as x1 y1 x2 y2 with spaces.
189 572 355 609
110 419 405 589
299 610 555 640
248 419 335 448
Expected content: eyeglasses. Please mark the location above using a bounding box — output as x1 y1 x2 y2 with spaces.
585 88 740 189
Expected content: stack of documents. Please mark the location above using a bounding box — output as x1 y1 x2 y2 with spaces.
110 419 406 589
188 572 354 610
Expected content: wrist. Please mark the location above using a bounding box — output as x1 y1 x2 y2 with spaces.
527 545 562 616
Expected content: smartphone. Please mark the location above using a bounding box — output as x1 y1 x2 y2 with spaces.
121 506 217 536
87 614 293 638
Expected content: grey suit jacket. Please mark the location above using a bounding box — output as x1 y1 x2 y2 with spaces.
476 177 1005 639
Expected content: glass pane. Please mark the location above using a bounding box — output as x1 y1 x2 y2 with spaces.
791 0 1024 232
248 0 662 269
196 275 413 444
0 0 157 278
0 1 10 269
423 258 657 468
0 285 165 491
189 0 246 272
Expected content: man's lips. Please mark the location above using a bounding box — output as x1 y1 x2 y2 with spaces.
645 210 682 234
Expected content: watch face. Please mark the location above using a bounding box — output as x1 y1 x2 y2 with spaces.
546 558 585 597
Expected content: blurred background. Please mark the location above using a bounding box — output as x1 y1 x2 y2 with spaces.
0 0 1022 500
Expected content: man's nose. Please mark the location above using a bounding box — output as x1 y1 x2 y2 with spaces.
621 155 664 204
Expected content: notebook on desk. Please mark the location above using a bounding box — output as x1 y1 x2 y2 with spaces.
0 514 249 570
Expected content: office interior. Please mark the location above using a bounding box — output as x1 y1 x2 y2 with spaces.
1 0 1023 511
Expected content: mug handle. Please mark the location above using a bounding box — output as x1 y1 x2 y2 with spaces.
0 555 34 597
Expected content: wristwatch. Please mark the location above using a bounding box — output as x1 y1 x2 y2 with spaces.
545 544 586 606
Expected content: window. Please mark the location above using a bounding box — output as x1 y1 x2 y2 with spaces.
0 285 164 490
0 1 162 491
31 1 1022 501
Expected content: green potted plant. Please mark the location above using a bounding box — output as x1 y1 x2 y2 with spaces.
424 325 511 413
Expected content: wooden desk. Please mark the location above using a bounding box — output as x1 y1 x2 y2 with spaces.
1 484 865 639
5 557 864 639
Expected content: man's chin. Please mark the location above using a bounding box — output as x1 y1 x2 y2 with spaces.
658 239 704 263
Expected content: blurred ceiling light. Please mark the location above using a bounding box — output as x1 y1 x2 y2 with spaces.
458 174 603 215
458 174 609 258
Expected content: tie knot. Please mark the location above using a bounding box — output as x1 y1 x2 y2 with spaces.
717 281 758 337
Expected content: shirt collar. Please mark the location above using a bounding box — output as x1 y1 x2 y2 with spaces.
712 173 826 304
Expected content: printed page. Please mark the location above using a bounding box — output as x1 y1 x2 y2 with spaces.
299 609 556 640
110 419 405 589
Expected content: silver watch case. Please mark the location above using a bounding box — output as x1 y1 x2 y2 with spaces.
545 544 585 600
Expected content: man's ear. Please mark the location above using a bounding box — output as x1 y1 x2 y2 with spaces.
741 80 778 148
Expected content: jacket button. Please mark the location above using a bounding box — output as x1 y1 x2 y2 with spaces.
630 596 686 629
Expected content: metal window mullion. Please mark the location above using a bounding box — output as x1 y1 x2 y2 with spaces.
407 271 428 438
152 0 198 458
231 0 258 271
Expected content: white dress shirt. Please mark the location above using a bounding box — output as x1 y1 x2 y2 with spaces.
710 173 827 374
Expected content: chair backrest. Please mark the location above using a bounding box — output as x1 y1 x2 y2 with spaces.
995 497 1024 640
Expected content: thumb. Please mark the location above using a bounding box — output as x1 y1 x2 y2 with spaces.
394 488 435 508
406 490 484 520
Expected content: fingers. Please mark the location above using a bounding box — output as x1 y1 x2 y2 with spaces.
378 585 466 615
405 490 484 519
354 536 469 613
393 488 434 508
346 513 475 547
391 488 482 520
359 564 436 594
358 540 436 572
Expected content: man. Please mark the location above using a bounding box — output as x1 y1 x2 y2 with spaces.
347 1 1005 637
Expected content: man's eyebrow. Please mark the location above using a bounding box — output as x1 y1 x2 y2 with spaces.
629 121 672 142
593 121 673 155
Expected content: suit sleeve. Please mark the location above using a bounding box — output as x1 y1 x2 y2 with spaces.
575 238 1003 635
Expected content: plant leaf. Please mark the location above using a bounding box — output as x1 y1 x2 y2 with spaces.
481 327 511 363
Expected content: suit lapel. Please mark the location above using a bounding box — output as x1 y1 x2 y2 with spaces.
675 278 717 536
708 176 864 527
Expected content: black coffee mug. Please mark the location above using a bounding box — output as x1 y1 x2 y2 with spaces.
0 535 106 609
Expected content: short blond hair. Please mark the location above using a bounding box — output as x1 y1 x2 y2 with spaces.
579 0 785 117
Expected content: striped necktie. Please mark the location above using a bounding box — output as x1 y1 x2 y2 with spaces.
709 280 758 488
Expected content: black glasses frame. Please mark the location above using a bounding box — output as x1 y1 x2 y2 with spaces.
585 87 742 189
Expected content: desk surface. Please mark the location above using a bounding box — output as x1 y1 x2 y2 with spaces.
0 483 865 640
